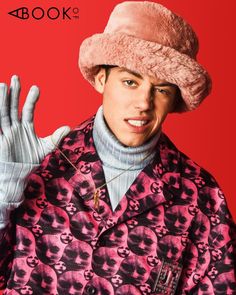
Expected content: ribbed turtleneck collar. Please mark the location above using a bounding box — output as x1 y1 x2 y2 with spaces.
92 106 161 171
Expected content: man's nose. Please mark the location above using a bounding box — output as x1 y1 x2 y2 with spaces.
134 88 153 111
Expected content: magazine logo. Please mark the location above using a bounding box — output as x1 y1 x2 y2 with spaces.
8 6 79 20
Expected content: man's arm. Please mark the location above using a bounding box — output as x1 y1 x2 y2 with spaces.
179 180 236 294
0 76 70 228
0 76 70 289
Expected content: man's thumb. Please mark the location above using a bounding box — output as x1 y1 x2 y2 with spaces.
51 126 71 146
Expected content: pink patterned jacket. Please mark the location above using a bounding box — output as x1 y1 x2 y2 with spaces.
0 116 235 295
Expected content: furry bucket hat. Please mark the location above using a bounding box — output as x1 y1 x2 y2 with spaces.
79 1 212 112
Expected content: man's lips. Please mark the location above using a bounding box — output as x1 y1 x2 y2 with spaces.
127 119 148 127
125 117 151 127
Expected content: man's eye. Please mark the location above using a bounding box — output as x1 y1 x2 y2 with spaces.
155 88 169 95
123 80 137 87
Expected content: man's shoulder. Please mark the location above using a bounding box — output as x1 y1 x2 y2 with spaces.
33 115 96 178
60 115 95 146
158 133 230 220
159 132 218 186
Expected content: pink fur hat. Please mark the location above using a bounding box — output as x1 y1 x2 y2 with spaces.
79 1 212 112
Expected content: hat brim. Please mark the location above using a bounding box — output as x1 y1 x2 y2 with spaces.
79 32 212 112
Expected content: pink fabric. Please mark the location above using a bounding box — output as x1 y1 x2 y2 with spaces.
0 116 235 294
104 1 198 57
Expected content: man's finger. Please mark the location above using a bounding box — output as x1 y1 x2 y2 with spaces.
9 75 21 122
21 85 40 123
51 126 71 146
0 83 11 131
40 126 71 156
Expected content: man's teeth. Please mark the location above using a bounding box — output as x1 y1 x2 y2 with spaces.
128 120 148 127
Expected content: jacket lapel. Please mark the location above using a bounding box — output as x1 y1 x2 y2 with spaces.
114 133 182 224
61 119 183 230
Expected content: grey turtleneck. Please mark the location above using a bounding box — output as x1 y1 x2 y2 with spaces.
93 106 161 211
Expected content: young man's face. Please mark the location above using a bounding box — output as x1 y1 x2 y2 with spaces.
95 67 177 147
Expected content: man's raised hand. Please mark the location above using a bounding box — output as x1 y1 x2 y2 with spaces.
0 75 70 164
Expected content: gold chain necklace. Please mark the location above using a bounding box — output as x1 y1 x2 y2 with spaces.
53 142 153 209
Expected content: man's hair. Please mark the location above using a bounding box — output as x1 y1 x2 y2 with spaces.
171 87 182 113
100 65 117 82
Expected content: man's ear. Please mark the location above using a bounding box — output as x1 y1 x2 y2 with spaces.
94 68 106 94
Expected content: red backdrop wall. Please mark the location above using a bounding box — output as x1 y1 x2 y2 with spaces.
0 0 235 237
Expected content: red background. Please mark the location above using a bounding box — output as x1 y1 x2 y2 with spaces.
0 0 235 232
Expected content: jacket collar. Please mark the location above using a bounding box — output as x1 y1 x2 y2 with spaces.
58 116 182 224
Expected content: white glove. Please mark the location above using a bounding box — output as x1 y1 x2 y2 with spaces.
0 75 70 164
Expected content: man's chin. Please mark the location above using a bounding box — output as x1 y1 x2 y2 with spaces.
117 135 148 147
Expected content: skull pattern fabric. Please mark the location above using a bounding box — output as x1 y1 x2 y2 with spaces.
0 116 235 294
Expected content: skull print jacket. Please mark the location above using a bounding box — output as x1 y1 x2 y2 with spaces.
0 116 235 295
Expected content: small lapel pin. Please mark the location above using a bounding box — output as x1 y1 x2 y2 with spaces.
152 259 183 295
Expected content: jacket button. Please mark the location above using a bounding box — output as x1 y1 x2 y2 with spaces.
85 285 97 294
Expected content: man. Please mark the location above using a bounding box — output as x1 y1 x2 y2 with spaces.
0 1 235 294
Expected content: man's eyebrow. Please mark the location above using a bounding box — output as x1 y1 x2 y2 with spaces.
118 68 177 88
154 82 177 88
117 68 143 79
